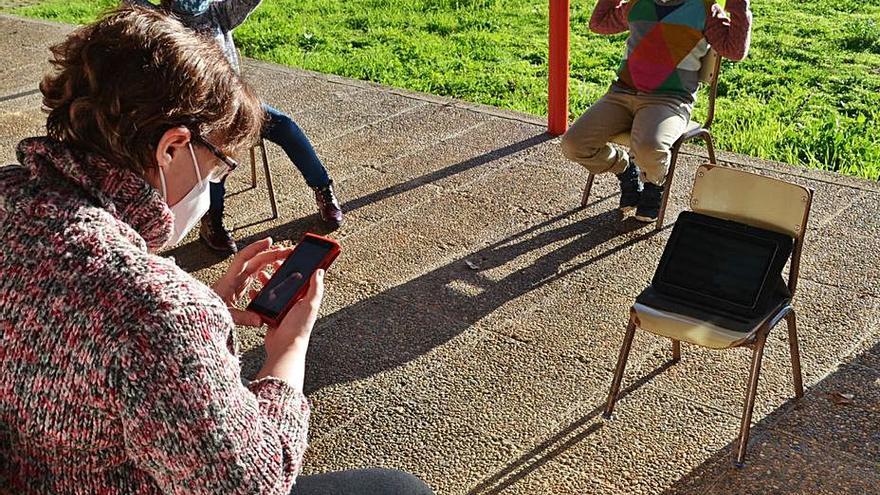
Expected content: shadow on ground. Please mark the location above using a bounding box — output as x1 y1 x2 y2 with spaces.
467 358 681 495
467 340 880 494
242 206 657 388
165 133 555 273
167 130 659 392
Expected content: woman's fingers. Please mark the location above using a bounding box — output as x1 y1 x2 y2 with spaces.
231 237 273 269
296 269 324 309
243 247 294 279
270 269 325 341
258 269 273 286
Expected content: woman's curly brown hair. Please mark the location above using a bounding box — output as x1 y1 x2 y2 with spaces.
40 5 264 175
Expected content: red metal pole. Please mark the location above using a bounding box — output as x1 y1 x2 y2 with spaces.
548 0 570 136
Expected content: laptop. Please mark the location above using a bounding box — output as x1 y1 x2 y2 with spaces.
636 211 794 332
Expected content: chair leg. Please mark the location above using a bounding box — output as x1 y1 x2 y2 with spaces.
249 146 258 190
581 173 595 208
785 310 805 399
672 339 681 363
735 331 768 466
604 317 638 419
704 132 717 164
655 146 679 231
259 141 278 220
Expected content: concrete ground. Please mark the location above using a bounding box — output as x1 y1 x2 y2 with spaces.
2 15 879 495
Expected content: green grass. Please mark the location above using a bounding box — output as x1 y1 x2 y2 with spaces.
10 0 880 180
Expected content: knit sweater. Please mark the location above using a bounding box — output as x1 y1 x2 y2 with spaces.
591 0 752 102
0 138 309 494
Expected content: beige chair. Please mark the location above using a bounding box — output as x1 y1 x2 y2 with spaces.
603 164 813 465
580 49 721 229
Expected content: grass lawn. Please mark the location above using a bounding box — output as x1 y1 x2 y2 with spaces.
9 0 880 180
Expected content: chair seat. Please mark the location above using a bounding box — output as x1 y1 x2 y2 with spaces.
632 286 790 350
633 303 761 349
611 120 704 148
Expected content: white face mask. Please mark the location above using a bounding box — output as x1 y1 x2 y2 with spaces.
159 143 210 248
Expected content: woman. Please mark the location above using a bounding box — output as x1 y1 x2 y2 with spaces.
0 7 431 495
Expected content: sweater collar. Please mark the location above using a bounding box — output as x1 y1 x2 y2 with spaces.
16 137 173 251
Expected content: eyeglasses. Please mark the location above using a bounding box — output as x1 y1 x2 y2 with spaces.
190 132 239 183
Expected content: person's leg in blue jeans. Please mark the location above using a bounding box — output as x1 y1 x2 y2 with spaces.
293 468 434 495
262 103 343 227
210 181 226 217
199 104 346 255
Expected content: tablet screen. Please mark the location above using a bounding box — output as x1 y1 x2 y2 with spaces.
660 224 777 309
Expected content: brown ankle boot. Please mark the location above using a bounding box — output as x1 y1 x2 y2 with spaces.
199 214 238 255
313 181 344 229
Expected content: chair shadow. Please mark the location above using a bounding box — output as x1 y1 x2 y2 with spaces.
656 341 880 494
463 340 880 493
467 360 680 495
240 208 660 390
341 132 555 213
164 133 556 273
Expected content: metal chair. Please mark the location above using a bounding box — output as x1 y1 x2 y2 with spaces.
603 164 814 466
580 49 721 230
248 139 278 220
237 49 278 220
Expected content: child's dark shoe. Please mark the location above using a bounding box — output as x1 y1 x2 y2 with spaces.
616 160 643 212
199 214 238 255
635 182 663 222
313 180 344 229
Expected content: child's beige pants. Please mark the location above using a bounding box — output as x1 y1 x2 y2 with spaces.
560 91 693 186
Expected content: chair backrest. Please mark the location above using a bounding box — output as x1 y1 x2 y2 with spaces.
236 48 245 74
690 164 813 295
699 48 722 129
698 48 720 85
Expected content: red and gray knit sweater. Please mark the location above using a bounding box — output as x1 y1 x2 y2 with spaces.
0 137 309 494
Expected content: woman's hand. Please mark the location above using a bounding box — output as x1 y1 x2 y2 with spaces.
254 269 325 392
212 237 294 327
263 268 324 360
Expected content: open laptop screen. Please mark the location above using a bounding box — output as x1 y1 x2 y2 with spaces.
657 217 779 311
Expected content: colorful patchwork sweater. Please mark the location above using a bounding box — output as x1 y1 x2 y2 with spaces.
0 138 309 494
591 0 752 102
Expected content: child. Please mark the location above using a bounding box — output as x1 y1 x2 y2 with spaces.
561 0 752 222
130 0 344 254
